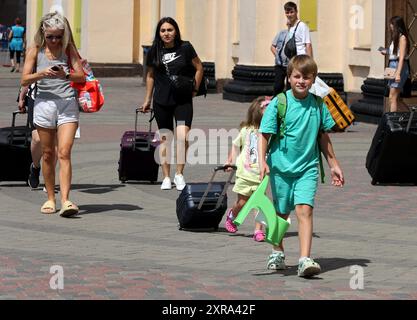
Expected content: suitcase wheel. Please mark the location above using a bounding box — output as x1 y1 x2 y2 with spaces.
120 177 127 183
371 179 377 186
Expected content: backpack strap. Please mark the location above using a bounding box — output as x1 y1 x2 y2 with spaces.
277 92 287 139
314 94 326 184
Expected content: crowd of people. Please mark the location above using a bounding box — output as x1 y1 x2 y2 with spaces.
6 2 412 278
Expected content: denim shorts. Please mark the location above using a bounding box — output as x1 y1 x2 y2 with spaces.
388 60 410 89
34 97 79 129
270 167 318 214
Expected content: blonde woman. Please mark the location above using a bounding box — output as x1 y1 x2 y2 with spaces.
21 12 84 217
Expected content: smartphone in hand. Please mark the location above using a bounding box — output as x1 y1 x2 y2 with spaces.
51 65 61 71
378 46 387 53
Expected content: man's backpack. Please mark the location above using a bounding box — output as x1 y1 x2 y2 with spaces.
272 92 326 183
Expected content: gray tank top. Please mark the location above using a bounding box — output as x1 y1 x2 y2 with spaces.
36 48 76 100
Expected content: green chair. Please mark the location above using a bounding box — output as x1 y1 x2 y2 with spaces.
233 176 290 246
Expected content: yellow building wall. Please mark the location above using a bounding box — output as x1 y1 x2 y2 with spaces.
315 0 344 73
84 0 134 63
26 0 386 92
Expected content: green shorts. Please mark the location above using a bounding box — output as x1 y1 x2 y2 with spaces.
270 167 318 214
232 176 260 197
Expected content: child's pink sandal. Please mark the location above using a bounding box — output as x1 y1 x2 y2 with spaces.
224 209 238 233
253 230 265 242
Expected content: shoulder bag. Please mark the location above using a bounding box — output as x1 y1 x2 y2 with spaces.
284 21 301 60
67 48 105 113
163 58 194 99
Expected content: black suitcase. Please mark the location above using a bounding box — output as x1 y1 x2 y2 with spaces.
176 165 237 230
0 111 32 183
118 108 160 183
366 107 417 185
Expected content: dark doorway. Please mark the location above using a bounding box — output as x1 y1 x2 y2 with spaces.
386 0 417 81
0 0 27 26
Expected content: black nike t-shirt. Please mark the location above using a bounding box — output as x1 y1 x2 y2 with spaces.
147 41 198 106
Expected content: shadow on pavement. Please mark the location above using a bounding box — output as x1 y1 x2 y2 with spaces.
229 231 320 239
78 204 143 215
253 257 371 278
0 183 28 187
122 181 159 185
315 257 371 274
371 183 417 187
71 184 126 194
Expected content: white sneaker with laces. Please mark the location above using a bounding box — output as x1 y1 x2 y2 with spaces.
174 174 186 191
161 177 172 190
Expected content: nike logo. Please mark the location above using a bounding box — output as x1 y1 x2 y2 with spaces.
162 53 181 64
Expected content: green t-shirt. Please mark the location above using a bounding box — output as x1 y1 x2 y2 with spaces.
259 90 335 177
233 126 261 183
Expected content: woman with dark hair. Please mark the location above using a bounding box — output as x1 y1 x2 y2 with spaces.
140 17 204 191
382 16 411 112
8 17 25 73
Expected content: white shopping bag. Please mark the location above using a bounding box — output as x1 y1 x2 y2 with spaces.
309 76 331 98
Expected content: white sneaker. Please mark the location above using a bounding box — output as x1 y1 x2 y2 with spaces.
161 177 172 190
174 174 186 191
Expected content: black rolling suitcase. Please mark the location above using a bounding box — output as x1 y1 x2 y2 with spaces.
366 107 417 185
118 109 160 183
0 111 32 184
176 165 237 230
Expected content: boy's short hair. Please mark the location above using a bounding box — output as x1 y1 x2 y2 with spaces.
287 55 318 78
284 2 298 12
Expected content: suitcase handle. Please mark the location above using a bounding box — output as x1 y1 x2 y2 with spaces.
10 110 30 146
406 106 416 133
197 165 237 210
134 108 155 151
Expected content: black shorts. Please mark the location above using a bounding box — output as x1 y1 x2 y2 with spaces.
153 100 193 132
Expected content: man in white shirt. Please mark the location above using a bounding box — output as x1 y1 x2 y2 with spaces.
271 1 313 94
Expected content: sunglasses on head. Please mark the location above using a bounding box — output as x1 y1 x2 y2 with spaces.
45 35 63 40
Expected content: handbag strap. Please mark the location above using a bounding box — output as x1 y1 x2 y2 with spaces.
292 21 301 37
161 51 172 78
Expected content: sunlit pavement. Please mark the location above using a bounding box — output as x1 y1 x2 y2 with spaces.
1 64 417 300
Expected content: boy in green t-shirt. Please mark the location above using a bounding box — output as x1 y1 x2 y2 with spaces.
259 55 345 277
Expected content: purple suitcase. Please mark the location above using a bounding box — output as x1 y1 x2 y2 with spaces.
118 109 160 183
